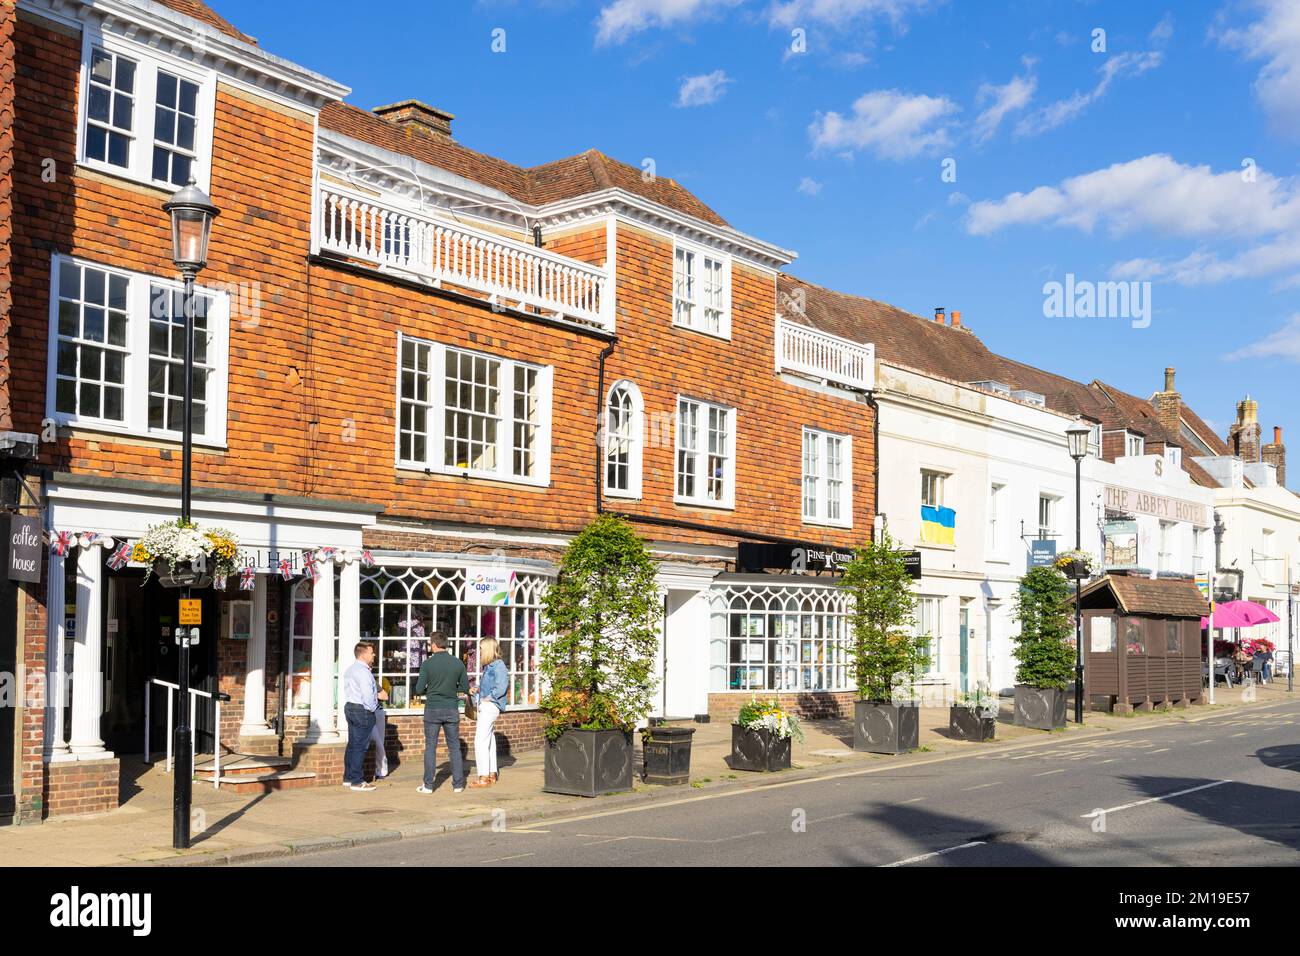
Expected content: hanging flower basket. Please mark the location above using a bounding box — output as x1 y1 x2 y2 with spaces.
133 519 242 589
1054 549 1096 580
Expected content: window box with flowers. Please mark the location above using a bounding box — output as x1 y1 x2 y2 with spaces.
730 698 802 772
132 519 241 589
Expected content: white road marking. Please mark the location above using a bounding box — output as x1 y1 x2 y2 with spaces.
1149 748 1170 754
901 796 926 803
1034 769 1066 777
1080 780 1231 819
961 782 1001 791
1231 732 1248 738
882 841 986 867
481 852 535 863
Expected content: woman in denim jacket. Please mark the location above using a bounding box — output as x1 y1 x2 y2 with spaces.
469 638 510 787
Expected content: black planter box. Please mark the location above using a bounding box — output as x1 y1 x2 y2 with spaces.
948 705 996 742
853 700 920 754
1013 685 1067 730
729 724 791 772
642 725 695 785
542 729 634 797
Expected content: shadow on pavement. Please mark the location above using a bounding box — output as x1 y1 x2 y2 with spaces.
843 802 1064 866
1111 774 1300 856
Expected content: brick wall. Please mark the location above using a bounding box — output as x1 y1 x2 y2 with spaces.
43 756 119 818
17 569 46 823
707 690 857 721
0 0 15 431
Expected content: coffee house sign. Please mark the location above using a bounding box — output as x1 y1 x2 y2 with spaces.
1103 485 1209 527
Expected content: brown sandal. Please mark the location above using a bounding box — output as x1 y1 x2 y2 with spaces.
489 772 498 783
468 776 493 788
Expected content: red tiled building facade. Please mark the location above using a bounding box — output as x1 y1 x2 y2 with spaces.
0 0 877 820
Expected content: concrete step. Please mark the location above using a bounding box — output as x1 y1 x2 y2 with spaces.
206 770 319 795
194 754 292 779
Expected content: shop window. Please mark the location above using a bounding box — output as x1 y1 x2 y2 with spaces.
708 583 850 693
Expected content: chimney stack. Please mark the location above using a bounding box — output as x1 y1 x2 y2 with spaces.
1153 366 1182 439
1263 424 1287 487
933 307 946 325
950 310 962 329
1228 395 1262 463
372 100 455 141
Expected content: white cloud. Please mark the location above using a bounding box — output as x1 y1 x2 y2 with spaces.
768 0 934 30
972 63 1036 143
797 176 823 195
595 0 743 45
1214 0 1300 136
1111 232 1300 286
965 154 1300 239
675 69 733 107
1149 12 1174 46
809 89 959 159
1014 51 1162 137
1226 314 1300 361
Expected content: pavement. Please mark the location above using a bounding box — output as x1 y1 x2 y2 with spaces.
1 680 1293 867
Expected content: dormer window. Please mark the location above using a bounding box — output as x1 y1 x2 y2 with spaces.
1125 432 1145 457
672 241 730 338
78 33 215 191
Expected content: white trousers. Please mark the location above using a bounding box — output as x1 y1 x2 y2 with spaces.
475 701 500 777
370 706 388 777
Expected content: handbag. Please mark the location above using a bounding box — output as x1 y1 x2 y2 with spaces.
463 692 477 721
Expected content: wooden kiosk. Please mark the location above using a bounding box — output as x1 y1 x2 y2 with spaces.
1076 574 1209 714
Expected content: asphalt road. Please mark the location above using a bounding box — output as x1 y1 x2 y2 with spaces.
250 698 1300 867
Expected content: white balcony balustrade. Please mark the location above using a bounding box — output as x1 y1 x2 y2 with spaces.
318 187 610 328
776 318 875 391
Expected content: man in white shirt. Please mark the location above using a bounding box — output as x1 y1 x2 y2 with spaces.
342 642 386 791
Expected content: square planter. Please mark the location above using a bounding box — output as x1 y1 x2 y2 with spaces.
729 724 791 772
853 700 920 754
641 725 695 785
1013 685 1067 730
542 728 634 797
948 705 996 742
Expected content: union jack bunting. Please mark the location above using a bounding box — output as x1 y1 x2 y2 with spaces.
80 531 98 548
277 557 294 581
361 549 375 567
214 574 228 591
51 530 73 557
301 550 320 582
106 542 132 571
240 567 256 591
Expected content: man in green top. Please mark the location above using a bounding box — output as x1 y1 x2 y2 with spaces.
414 631 469 793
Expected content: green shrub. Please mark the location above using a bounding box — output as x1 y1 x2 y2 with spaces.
841 532 929 702
1012 566 1076 690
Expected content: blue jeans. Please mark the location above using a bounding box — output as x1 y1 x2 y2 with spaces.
423 708 465 790
344 703 376 785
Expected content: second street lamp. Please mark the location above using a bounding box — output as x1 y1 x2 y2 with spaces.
161 177 219 850
1066 424 1092 725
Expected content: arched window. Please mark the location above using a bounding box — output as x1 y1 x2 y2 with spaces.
605 381 643 498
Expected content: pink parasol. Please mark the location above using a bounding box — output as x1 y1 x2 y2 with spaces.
1201 600 1280 630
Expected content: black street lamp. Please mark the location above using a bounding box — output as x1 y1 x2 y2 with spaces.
162 178 219 850
1066 424 1091 724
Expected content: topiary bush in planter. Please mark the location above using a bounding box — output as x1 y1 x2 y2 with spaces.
539 515 661 797
1011 566 1076 730
841 533 930 754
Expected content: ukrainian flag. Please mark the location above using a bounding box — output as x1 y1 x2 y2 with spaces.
921 505 955 545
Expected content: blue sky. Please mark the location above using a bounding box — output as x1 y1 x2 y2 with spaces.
218 0 1299 475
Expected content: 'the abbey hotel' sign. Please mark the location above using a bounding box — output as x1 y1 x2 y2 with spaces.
1103 485 1209 527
